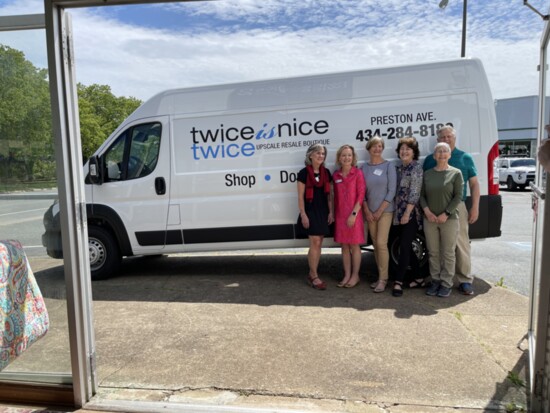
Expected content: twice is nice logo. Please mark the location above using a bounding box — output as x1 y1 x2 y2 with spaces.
190 118 329 160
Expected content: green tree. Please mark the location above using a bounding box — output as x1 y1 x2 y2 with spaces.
0 44 142 186
78 83 141 159
0 45 52 183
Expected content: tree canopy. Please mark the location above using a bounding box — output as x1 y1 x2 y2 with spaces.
0 45 51 182
0 44 142 185
78 83 141 160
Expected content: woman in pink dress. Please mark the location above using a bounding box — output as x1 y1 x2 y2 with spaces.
333 145 366 288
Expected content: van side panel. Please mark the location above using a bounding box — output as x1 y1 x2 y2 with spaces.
169 93 496 250
89 59 501 255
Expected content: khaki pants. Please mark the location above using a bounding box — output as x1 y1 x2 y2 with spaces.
367 212 393 281
455 201 474 283
423 218 459 289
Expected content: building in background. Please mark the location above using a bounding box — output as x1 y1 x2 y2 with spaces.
495 95 545 157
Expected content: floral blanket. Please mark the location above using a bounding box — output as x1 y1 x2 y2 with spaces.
0 240 49 371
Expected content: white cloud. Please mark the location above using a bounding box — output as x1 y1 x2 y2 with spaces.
0 0 43 15
0 0 546 101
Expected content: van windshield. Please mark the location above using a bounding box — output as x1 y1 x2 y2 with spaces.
511 159 536 167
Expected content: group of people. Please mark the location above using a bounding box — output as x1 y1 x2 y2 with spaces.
296 125 479 298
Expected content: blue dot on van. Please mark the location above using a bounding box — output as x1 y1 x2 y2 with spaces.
265 175 271 181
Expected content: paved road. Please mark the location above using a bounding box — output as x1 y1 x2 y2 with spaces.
471 188 533 295
0 192 56 257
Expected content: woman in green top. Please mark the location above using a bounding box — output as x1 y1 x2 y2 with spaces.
420 142 464 298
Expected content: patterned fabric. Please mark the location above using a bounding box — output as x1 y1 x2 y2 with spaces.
393 160 423 229
0 240 49 371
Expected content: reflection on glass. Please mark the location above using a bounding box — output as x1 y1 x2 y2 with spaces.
0 31 70 382
528 42 550 368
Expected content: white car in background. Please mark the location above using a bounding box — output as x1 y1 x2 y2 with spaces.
497 157 536 190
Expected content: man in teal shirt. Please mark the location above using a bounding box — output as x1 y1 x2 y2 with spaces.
423 125 480 295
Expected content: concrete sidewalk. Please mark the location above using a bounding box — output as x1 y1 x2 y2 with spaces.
6 251 530 412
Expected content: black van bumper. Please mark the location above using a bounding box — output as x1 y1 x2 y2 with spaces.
42 202 63 259
467 194 502 239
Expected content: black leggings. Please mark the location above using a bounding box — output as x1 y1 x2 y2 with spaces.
395 218 419 283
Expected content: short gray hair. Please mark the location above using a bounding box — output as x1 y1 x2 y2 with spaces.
434 142 451 153
437 125 456 139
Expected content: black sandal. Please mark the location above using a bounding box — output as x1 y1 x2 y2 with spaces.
391 281 403 297
408 278 427 289
392 281 403 297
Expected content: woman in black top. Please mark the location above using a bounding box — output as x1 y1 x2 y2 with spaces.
297 143 334 290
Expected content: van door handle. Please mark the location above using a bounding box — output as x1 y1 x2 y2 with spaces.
155 177 166 195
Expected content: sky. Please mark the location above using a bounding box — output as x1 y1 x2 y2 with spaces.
0 0 548 102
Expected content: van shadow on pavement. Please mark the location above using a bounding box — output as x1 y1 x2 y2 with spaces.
35 251 493 319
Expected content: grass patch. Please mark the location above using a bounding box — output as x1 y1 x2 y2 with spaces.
495 277 507 288
505 402 526 412
0 181 57 193
507 371 526 388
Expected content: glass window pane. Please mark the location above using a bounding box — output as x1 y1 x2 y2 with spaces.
0 29 71 383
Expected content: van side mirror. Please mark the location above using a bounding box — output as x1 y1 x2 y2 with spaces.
88 155 103 185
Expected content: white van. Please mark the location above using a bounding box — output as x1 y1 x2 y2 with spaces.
42 58 502 280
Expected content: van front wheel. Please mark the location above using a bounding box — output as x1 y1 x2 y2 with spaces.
89 226 121 281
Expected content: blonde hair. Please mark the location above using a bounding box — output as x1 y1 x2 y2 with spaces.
336 144 358 167
365 136 384 151
304 143 327 166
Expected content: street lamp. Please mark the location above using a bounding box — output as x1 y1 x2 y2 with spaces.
439 0 467 58
523 0 549 20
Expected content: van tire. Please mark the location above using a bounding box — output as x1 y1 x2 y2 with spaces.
89 226 121 281
506 176 517 191
388 228 430 281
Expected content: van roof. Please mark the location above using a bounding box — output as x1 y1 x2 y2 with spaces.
124 58 492 123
